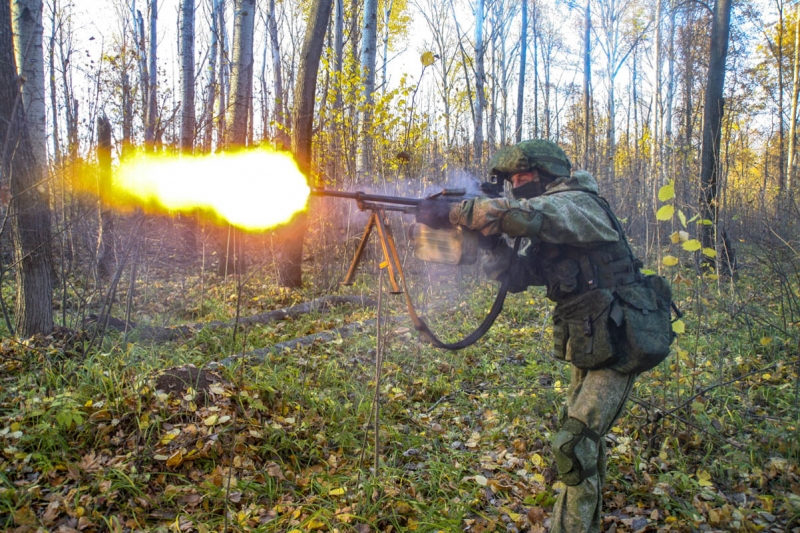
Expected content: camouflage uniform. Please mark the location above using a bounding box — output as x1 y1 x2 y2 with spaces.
449 152 639 533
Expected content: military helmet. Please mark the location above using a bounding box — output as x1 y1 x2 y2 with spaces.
489 139 572 179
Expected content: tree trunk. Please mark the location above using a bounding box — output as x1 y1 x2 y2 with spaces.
380 0 394 94
144 0 158 148
474 0 485 164
226 0 255 149
334 0 344 77
267 0 288 147
787 4 800 191
12 0 47 167
48 0 59 164
515 0 527 143
96 115 115 278
203 0 219 152
698 0 732 260
359 0 377 176
276 0 333 288
582 0 591 169
216 0 227 147
1 0 54 336
218 0 256 276
179 0 195 153
777 0 786 192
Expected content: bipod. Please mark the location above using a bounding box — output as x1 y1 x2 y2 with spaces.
342 207 405 294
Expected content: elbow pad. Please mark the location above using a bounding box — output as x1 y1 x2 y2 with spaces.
500 209 543 238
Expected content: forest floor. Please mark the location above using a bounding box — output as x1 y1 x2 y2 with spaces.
1 232 799 533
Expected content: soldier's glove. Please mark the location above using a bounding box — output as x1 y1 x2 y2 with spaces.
480 180 504 198
416 197 453 229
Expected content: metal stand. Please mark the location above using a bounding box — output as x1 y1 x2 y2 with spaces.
341 208 404 294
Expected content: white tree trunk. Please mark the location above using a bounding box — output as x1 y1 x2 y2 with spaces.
474 0 485 164
267 0 288 146
359 0 377 175
144 0 158 148
787 4 800 190
180 0 195 153
202 0 219 152
515 0 527 143
12 0 47 167
227 0 256 148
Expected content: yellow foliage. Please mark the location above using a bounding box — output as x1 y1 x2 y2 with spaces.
683 240 701 252
662 255 679 267
656 205 674 221
658 182 675 202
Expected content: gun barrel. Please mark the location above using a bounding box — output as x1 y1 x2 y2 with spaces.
310 188 421 206
311 187 468 206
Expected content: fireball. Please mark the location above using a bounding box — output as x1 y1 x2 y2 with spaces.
110 148 310 231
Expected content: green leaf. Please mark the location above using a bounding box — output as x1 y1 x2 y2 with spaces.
701 219 714 226
683 240 701 252
656 205 675 221
678 210 687 228
641 269 656 275
672 320 686 334
658 183 675 202
702 247 717 258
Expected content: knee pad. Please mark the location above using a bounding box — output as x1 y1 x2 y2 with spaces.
552 417 601 486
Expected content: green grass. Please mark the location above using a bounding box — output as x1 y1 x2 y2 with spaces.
0 244 799 531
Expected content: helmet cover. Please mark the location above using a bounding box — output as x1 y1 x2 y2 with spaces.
490 140 572 179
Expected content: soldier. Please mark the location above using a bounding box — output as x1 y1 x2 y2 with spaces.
416 139 668 533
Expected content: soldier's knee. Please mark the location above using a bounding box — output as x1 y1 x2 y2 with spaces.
552 417 601 486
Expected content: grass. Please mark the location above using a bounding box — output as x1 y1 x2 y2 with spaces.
0 236 799 532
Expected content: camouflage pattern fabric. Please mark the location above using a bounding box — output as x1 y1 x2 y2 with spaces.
450 168 638 532
489 139 572 177
551 366 636 533
449 171 619 244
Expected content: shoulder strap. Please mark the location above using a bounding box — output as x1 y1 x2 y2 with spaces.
403 238 522 350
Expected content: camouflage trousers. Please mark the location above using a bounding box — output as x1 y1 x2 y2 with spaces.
550 365 636 533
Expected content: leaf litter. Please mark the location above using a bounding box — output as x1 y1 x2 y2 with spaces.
0 266 799 532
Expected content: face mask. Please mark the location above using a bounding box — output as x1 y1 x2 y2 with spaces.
511 179 545 199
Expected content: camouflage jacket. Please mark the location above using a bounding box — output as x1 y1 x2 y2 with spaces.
450 171 622 295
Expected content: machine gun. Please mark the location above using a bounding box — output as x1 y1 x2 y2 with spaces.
311 187 519 350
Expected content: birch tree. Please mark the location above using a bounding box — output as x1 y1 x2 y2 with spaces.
267 0 288 147
787 5 800 191
180 0 195 153
474 0 486 163
12 0 47 167
144 0 157 148
226 0 256 148
202 0 220 152
515 0 528 143
1 0 54 336
582 0 592 169
359 0 378 175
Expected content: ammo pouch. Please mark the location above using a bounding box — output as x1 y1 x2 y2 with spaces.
552 289 619 370
610 275 675 374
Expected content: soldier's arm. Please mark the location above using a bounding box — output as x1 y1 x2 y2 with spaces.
449 193 619 245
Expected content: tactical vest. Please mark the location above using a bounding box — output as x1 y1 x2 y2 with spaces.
531 194 643 303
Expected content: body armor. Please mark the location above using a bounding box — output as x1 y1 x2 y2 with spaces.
529 194 643 303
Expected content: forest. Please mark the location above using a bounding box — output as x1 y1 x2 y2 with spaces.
0 0 799 531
